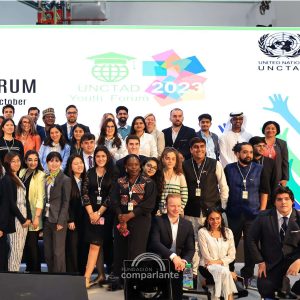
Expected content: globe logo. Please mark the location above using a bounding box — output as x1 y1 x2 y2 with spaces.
259 32 300 58
88 52 135 82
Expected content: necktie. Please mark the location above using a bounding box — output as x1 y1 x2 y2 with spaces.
88 155 93 169
69 126 74 139
280 216 288 242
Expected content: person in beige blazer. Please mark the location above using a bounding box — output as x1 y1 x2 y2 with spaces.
19 150 45 272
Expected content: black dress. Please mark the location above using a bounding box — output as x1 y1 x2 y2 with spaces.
82 167 117 245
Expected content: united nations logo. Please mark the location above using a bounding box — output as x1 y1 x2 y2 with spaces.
88 52 135 82
259 32 300 58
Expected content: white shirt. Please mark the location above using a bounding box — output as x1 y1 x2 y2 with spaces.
277 209 292 232
83 152 94 171
104 137 128 161
139 133 158 157
168 216 179 260
219 129 252 168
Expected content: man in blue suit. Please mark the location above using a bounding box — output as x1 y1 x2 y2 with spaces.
61 105 90 143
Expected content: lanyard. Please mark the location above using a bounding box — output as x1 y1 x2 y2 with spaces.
128 175 140 200
192 157 207 188
97 172 106 197
236 162 252 190
4 138 15 152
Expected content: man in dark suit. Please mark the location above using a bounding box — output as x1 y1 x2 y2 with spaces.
162 108 197 160
116 134 146 177
249 186 300 299
150 193 195 300
61 105 90 142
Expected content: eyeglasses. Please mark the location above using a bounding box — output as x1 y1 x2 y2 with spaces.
146 163 158 171
67 111 77 115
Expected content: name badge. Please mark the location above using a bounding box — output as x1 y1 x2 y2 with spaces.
242 190 248 200
128 202 134 211
99 217 105 225
195 188 201 197
97 196 102 205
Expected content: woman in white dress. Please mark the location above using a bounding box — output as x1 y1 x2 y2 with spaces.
198 207 237 300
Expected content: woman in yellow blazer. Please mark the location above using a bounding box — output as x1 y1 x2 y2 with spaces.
19 150 45 272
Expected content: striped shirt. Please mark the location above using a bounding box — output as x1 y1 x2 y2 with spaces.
161 173 188 210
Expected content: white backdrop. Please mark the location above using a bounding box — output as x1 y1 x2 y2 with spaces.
0 26 299 202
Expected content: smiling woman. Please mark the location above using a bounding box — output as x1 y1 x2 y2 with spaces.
19 150 45 272
0 118 24 163
38 124 71 172
43 151 71 273
15 115 41 154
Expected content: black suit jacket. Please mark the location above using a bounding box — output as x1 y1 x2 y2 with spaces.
61 123 90 143
36 124 46 142
0 175 13 233
150 215 195 262
249 208 300 271
273 138 289 182
162 125 197 159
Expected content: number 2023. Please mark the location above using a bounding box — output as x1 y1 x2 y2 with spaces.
151 82 201 94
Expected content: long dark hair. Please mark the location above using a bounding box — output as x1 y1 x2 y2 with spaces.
0 118 15 138
97 118 121 149
23 150 44 175
130 116 149 134
70 123 88 146
203 207 228 241
3 151 23 187
44 124 67 149
93 145 114 176
142 157 163 197
66 154 87 201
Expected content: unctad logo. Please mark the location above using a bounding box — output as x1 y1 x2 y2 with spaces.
258 32 300 58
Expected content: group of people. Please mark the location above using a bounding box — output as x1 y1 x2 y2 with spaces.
0 103 297 300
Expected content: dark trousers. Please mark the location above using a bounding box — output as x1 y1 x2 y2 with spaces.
0 234 8 272
24 231 41 272
113 215 151 277
170 266 183 300
257 262 284 298
43 219 67 273
227 213 255 278
66 226 88 275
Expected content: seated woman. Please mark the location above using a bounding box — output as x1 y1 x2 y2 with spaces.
198 208 237 300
